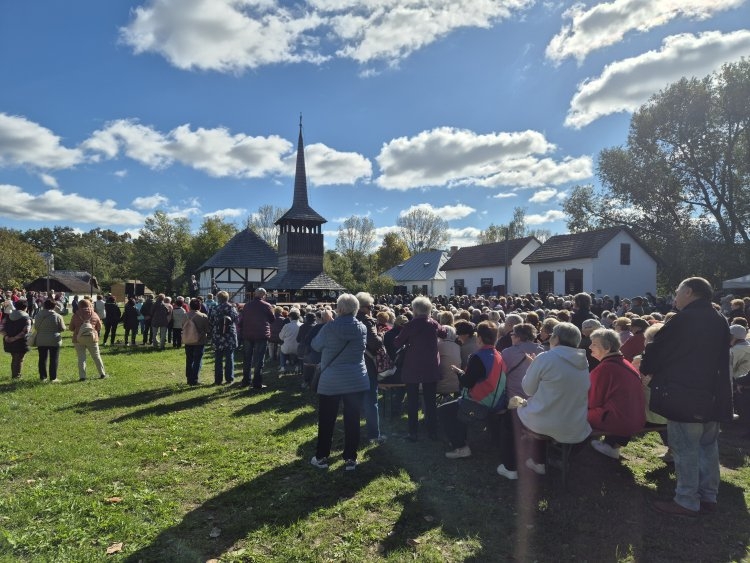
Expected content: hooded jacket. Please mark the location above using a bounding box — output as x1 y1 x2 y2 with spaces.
33 308 66 348
518 345 592 443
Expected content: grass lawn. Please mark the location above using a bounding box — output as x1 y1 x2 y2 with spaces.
1 339 749 562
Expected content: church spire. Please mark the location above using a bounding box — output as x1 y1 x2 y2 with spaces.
292 113 309 209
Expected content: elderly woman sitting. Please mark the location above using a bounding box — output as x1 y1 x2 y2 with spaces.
587 328 646 459
516 322 591 475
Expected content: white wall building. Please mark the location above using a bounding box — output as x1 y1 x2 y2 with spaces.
381 250 448 296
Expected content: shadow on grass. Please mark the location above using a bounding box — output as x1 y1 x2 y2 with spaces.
122 438 418 563
58 386 198 414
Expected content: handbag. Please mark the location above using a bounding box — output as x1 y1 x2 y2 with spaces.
457 398 492 424
312 341 349 394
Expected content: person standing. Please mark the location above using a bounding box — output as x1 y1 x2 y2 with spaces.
3 299 31 379
102 296 122 346
122 298 139 347
140 295 154 345
356 292 387 443
69 298 107 380
183 298 210 385
171 297 188 348
641 277 732 517
189 274 200 298
209 291 239 385
150 294 171 349
238 288 276 389
34 299 66 382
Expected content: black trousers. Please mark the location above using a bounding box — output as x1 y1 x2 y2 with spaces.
316 392 364 461
406 382 437 438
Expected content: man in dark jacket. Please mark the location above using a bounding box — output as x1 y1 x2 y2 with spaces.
102 296 122 346
238 288 275 389
641 277 732 517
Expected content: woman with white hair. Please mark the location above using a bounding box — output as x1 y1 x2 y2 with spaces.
587 328 646 459
394 295 447 441
310 294 370 471
279 308 302 373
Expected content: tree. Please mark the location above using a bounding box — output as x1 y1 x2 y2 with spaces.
186 216 238 280
373 232 409 272
0 229 46 288
335 216 376 258
246 205 287 250
132 211 192 295
476 207 548 244
562 58 750 289
396 208 449 255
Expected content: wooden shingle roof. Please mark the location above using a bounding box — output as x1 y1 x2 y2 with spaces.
440 237 538 271
383 250 447 281
198 228 278 270
521 226 656 264
276 124 326 225
265 271 346 291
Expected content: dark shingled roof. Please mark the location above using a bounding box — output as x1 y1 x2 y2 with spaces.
198 228 278 270
521 226 656 264
25 271 96 294
265 271 346 291
440 237 538 271
382 250 447 281
276 125 326 225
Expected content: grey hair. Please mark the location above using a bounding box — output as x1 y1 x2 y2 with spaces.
590 328 621 354
552 322 581 348
337 293 360 316
411 295 432 316
581 318 603 331
505 314 523 328
355 291 374 308
254 287 267 297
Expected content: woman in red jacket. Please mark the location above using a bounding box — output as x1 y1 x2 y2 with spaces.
587 328 646 459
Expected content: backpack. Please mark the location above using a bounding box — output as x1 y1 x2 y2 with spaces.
182 315 201 345
77 320 96 343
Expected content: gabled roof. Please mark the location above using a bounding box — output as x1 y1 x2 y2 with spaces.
25 272 96 294
198 228 278 270
521 226 656 264
276 123 327 225
264 271 346 292
440 237 538 271
382 250 447 282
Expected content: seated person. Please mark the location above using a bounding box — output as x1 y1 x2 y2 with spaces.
454 320 479 369
587 328 647 459
516 322 591 475
439 321 506 460
436 325 461 396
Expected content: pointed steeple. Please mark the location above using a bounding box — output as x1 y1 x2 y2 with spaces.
276 114 326 225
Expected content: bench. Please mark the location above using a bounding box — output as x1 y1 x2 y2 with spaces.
523 425 669 488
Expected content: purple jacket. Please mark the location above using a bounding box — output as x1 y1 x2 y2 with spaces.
393 315 447 384
239 297 275 340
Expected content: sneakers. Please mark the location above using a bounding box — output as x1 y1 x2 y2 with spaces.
344 459 357 471
50 379 61 384
590 439 621 459
525 458 546 475
445 446 472 459
310 456 329 469
659 449 674 464
496 464 518 480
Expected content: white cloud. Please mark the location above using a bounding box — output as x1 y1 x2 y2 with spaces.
376 127 592 190
120 0 533 71
84 119 371 185
565 30 750 128
204 207 246 219
529 188 558 203
399 202 476 220
132 193 169 210
526 209 566 225
0 113 84 169
165 206 202 220
546 0 745 64
39 173 58 188
0 184 145 225
493 192 517 199
114 169 128 178
446 226 481 248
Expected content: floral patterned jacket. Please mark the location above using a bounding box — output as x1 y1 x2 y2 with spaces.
209 301 238 351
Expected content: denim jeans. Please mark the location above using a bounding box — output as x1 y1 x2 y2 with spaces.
362 374 382 440
242 339 268 387
668 420 721 511
214 348 235 384
185 344 205 384
316 391 364 461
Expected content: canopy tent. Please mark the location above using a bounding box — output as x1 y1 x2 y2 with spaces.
723 274 750 290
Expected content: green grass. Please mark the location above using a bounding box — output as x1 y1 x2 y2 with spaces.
1 339 749 562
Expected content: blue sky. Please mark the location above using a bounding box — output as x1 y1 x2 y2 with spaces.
1 0 749 250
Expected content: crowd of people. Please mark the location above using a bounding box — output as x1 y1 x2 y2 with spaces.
2 278 748 516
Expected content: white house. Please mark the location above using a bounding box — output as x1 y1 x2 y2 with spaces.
521 226 657 298
440 237 541 296
381 250 448 296
197 228 278 303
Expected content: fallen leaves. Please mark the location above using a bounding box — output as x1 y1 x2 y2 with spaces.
106 542 123 554
104 497 123 504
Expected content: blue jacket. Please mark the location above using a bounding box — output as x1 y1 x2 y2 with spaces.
312 314 369 396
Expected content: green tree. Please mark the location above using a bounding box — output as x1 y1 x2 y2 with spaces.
132 211 192 295
185 216 239 280
323 250 356 292
477 207 529 244
0 229 46 288
397 208 449 255
373 232 409 273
